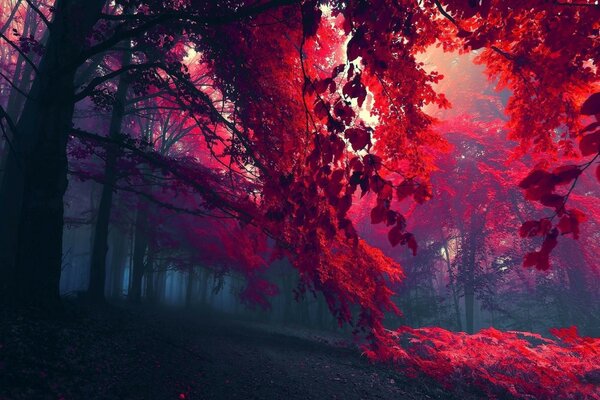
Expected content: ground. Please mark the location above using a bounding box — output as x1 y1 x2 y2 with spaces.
0 302 482 400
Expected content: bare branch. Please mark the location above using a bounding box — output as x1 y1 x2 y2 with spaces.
0 0 23 36
24 0 51 28
0 32 39 75
73 0 300 66
0 70 31 99
74 62 160 102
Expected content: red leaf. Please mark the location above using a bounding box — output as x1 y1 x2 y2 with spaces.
342 76 367 107
579 132 600 156
557 215 575 235
536 252 551 271
550 326 579 343
413 184 432 204
396 180 415 201
519 170 551 189
596 165 600 183
519 220 540 238
370 175 385 193
334 101 355 125
558 209 586 239
570 209 587 222
540 194 564 208
371 206 386 224
552 165 581 185
540 231 558 256
377 183 393 201
314 99 330 120
363 154 382 172
523 252 540 268
581 92 600 115
388 225 403 247
344 128 371 151
386 210 397 226
519 170 556 201
314 78 332 95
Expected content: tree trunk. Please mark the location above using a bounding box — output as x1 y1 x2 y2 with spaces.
88 50 131 302
463 241 476 334
199 268 209 306
145 266 155 304
442 238 462 331
128 209 148 303
108 226 127 298
463 221 479 334
185 268 195 309
0 0 105 309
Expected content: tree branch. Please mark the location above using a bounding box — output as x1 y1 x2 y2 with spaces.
433 0 460 29
0 70 31 100
0 0 23 36
74 62 160 102
24 0 51 29
73 0 299 67
0 32 39 75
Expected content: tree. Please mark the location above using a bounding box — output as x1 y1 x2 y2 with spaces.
0 0 598 359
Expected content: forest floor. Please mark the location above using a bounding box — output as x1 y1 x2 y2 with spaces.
0 301 485 400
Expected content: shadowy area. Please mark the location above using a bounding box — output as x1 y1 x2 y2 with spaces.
1 301 481 400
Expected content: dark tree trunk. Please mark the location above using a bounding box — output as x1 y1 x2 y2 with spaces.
141 245 156 303
88 51 131 303
199 268 209 306
145 266 156 304
108 226 127 298
185 268 195 309
464 239 476 334
129 209 148 303
0 0 105 309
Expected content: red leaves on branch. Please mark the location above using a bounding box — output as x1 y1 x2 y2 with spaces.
522 229 558 271
552 165 582 185
342 74 367 107
396 180 415 202
519 219 552 238
557 209 586 239
519 170 557 201
388 228 418 255
517 93 599 269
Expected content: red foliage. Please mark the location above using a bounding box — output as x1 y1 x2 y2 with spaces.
366 326 600 399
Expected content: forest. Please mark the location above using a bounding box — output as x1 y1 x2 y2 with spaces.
0 0 599 399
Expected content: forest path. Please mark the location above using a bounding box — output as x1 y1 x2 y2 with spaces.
0 303 475 400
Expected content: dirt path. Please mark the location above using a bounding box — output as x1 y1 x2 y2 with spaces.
0 303 476 400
